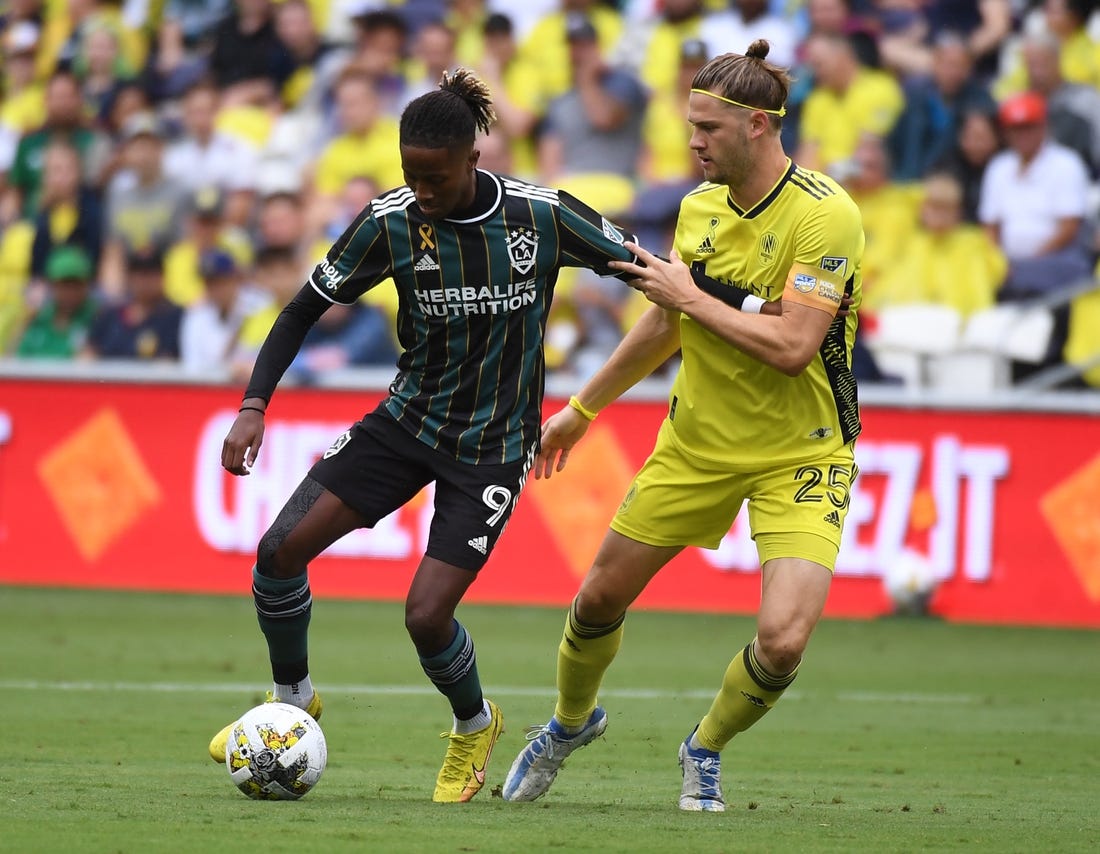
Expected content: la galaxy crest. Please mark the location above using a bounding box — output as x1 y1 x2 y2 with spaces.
507 227 538 275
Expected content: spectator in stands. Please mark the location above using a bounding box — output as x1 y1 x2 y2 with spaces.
230 243 302 381
402 20 460 106
888 31 997 180
448 0 491 70
471 13 544 179
876 0 1012 81
38 0 147 80
2 69 109 223
98 111 189 298
282 299 400 384
630 36 708 252
0 22 46 173
520 0 624 101
163 79 260 227
73 18 135 125
795 31 905 178
164 186 254 307
307 70 404 238
151 0 232 98
979 91 1093 379
997 0 1100 98
839 133 922 305
537 13 647 217
83 246 184 360
345 8 411 118
29 139 103 281
1019 30 1100 177
934 104 1003 223
705 1 796 70
255 189 309 257
628 0 708 104
15 245 100 359
179 247 270 374
871 171 1007 317
980 91 1093 301
207 0 294 96
274 0 343 112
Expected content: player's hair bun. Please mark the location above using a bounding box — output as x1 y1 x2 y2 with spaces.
746 39 770 61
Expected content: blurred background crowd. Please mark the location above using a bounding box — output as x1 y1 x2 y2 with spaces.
2 0 1100 392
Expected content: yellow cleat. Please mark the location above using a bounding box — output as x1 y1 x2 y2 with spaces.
208 691 323 763
432 699 504 803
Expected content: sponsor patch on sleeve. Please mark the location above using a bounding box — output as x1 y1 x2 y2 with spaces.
784 263 843 313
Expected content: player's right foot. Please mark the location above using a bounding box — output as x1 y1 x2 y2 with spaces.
502 706 607 802
207 691 323 763
678 729 725 811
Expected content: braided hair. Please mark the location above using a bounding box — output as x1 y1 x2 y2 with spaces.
399 68 497 149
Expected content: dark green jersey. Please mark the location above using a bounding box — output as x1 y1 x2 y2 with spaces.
309 170 638 464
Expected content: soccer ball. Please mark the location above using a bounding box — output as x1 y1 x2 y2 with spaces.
881 551 938 617
225 702 327 800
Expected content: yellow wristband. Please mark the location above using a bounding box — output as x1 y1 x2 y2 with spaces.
568 395 598 421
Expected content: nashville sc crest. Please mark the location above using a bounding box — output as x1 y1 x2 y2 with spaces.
507 227 539 275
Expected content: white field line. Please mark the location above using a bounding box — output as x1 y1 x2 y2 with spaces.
0 679 980 705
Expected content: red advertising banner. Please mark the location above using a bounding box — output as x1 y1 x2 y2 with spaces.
1 376 1098 627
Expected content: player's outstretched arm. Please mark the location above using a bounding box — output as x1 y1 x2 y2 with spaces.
537 303 681 480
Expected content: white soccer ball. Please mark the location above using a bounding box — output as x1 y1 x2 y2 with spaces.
226 702 327 800
882 551 938 616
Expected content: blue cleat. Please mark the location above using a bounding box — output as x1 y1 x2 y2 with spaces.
678 729 725 811
502 706 608 802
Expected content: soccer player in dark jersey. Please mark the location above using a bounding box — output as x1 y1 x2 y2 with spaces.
207 69 773 802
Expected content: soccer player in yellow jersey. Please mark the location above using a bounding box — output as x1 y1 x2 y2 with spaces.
503 39 865 812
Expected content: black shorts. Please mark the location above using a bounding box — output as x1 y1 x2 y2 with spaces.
309 406 533 571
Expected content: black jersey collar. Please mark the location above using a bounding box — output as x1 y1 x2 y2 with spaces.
726 158 796 219
444 169 503 225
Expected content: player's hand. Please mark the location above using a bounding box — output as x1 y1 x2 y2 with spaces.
222 408 265 476
535 405 592 479
609 243 697 311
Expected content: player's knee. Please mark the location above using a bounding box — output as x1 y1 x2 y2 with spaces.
755 623 809 674
574 586 627 627
256 529 302 579
404 600 454 650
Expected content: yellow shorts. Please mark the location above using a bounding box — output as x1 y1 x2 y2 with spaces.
610 421 858 571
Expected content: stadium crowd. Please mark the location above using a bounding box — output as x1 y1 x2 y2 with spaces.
1 0 1099 389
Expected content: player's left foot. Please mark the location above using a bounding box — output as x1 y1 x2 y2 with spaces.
678 728 725 812
432 699 504 803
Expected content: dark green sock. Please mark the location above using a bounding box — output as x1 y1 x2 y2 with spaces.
252 566 311 684
419 621 483 720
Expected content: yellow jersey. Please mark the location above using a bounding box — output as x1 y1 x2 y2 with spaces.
668 160 864 470
314 122 404 196
800 69 904 171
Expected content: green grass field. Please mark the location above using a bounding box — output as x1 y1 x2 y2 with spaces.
4 586 1098 853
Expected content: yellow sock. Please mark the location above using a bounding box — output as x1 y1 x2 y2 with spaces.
696 641 799 752
554 600 624 728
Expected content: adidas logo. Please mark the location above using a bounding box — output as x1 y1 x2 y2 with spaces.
414 254 441 272
823 510 841 529
467 535 488 555
696 235 715 254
